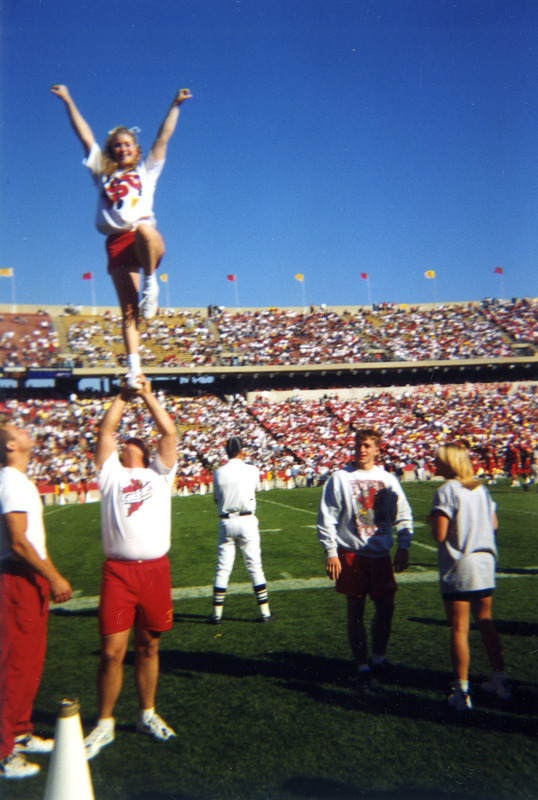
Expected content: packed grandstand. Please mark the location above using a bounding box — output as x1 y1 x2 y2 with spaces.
1 297 536 370
0 299 536 500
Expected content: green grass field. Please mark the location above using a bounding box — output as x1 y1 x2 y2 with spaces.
4 482 537 800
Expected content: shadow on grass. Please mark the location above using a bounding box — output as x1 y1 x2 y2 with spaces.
153 648 536 735
282 778 450 800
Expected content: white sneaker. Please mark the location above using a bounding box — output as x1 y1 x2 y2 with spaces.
84 725 115 760
0 753 40 779
125 371 142 391
481 677 512 700
448 689 472 712
136 712 176 741
140 283 159 320
14 733 54 753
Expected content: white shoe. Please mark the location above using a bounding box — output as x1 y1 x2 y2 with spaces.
84 724 115 760
13 733 54 753
125 371 142 391
136 712 176 741
0 753 40 779
481 677 512 700
140 283 159 320
448 689 472 712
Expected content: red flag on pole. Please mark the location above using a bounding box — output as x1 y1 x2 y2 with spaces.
82 272 93 280
227 274 236 282
494 267 503 275
360 273 368 280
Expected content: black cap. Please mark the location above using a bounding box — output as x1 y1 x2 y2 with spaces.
226 436 243 458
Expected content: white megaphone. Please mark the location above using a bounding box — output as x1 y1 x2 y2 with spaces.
43 699 94 800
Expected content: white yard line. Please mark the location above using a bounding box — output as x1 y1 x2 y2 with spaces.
54 570 535 611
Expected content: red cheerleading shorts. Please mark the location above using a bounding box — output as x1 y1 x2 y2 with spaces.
335 551 397 601
99 555 173 635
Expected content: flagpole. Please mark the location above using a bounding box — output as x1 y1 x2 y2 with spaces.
91 275 96 314
366 276 372 306
495 269 505 300
234 280 239 308
11 271 16 313
300 279 306 312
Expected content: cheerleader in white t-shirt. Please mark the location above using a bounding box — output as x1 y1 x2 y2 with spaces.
427 442 511 711
51 84 192 389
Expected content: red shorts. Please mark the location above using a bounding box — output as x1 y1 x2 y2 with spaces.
105 229 165 273
99 555 173 635
105 231 140 272
336 551 397 601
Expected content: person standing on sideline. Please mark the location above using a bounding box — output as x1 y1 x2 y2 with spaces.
0 423 72 780
427 442 511 712
210 436 272 624
84 378 178 760
50 84 192 390
317 429 413 694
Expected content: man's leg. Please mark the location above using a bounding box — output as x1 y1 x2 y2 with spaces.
134 628 161 712
84 629 130 760
371 594 395 660
346 595 367 664
211 532 236 622
134 627 175 740
240 526 271 620
97 630 131 719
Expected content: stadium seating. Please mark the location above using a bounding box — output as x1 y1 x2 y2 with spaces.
1 301 535 371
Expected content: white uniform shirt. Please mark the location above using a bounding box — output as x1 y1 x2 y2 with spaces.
0 466 46 561
84 142 165 235
431 479 497 593
317 463 413 559
98 451 177 560
213 458 260 517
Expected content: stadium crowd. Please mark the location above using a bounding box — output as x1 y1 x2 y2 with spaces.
1 299 536 371
0 381 536 495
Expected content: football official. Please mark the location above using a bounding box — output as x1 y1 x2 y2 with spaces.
210 436 272 623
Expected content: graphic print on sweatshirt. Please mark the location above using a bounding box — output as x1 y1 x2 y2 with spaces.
350 479 392 540
121 478 153 517
102 170 142 211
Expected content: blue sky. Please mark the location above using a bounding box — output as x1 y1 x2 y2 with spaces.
1 0 537 311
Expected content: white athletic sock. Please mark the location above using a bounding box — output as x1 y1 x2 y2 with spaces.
126 354 141 374
455 679 469 694
139 708 155 724
143 273 157 292
96 718 114 732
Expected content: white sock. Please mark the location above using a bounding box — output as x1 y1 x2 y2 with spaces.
455 679 469 694
127 354 141 374
143 273 157 292
96 718 114 732
139 708 155 724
